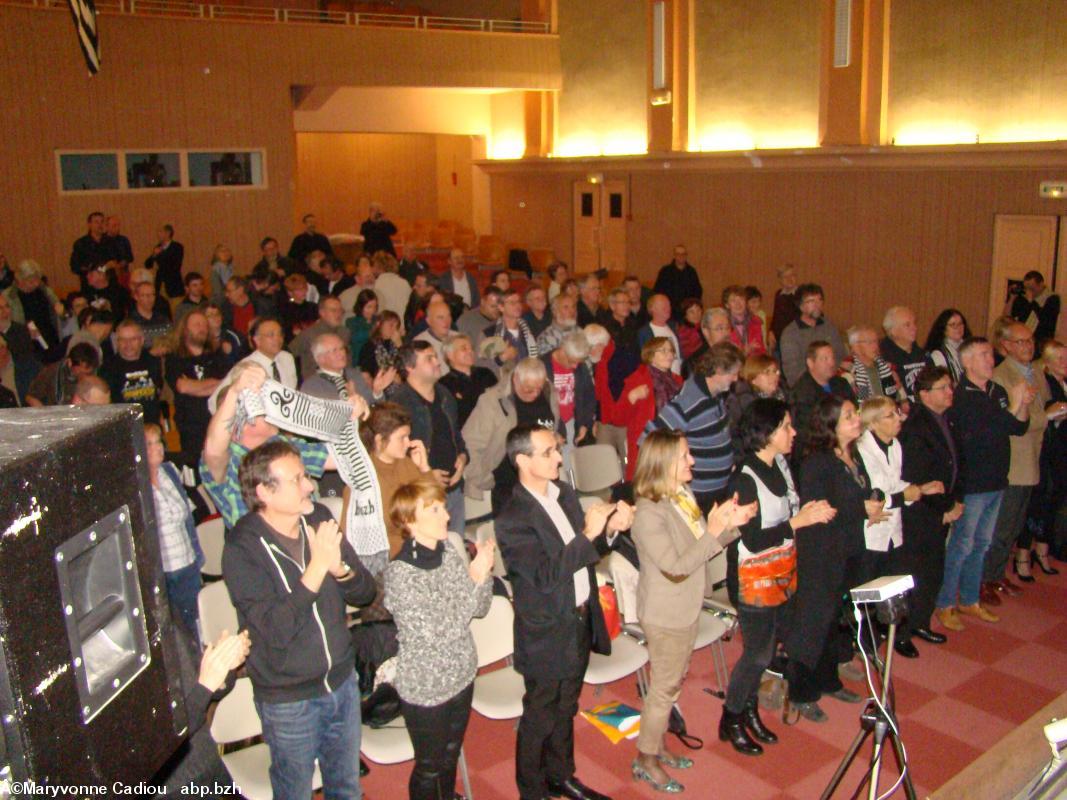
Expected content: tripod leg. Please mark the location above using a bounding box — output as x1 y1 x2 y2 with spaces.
887 730 917 800
820 728 871 800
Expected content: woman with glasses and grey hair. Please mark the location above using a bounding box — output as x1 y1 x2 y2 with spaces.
462 357 562 515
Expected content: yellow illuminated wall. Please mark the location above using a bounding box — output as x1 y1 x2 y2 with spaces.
554 0 647 157
889 0 1067 146
489 91 527 160
694 0 819 151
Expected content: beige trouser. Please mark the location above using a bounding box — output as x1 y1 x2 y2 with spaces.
636 618 699 756
596 423 628 463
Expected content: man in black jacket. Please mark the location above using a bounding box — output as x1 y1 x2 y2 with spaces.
653 244 703 321
223 439 376 800
288 213 334 265
145 224 185 299
899 366 964 649
790 340 855 459
936 337 1031 630
496 425 633 800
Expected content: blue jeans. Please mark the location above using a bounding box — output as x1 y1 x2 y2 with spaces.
255 672 362 800
165 562 202 641
937 490 1003 609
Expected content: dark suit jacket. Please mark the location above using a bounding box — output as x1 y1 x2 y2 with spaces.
146 241 185 297
496 481 612 679
899 404 959 538
327 274 355 298
436 271 480 310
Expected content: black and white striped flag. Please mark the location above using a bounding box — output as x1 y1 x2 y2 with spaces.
66 0 100 74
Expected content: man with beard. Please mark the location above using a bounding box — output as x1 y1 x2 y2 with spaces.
165 310 228 465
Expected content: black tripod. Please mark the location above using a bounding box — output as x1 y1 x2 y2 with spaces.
820 596 916 800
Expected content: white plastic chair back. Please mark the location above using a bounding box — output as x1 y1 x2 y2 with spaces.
447 531 470 566
210 677 260 743
572 444 623 493
476 522 507 578
197 517 225 577
705 548 728 597
470 595 515 667
319 494 344 522
198 580 239 645
607 552 640 625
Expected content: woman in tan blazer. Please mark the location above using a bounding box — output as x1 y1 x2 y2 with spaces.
630 430 756 793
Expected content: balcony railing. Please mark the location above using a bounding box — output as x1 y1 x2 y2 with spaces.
3 0 552 33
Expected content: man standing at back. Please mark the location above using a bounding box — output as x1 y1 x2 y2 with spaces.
288 213 333 265
70 211 112 290
653 244 702 321
223 439 376 799
778 283 846 387
496 425 633 800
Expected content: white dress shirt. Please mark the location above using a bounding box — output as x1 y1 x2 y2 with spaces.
528 481 592 607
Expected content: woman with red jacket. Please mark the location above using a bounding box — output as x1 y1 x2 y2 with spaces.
621 337 683 480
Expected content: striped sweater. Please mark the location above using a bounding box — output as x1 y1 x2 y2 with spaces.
644 375 733 496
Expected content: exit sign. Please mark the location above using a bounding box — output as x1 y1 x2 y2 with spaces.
1040 181 1066 199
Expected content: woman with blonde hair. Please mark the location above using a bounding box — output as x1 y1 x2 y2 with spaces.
384 478 495 800
621 336 683 480
209 244 234 300
856 396 944 658
630 430 755 792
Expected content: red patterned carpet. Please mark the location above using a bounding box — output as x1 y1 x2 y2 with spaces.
360 567 1067 799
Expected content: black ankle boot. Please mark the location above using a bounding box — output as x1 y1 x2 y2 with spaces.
719 708 763 755
743 696 778 744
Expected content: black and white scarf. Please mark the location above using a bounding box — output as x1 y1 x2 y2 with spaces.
235 379 388 566
851 357 899 402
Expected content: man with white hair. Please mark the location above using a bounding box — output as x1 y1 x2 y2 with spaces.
576 274 602 328
299 331 386 406
880 306 927 402
683 306 732 378
72 374 110 406
847 325 904 402
542 331 595 448
290 295 347 380
484 288 538 370
638 294 682 374
359 201 397 258
439 332 498 427
537 293 578 354
463 356 561 514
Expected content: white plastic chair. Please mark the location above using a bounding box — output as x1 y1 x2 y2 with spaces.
571 444 623 493
447 531 470 566
464 493 494 540
361 719 473 799
197 580 238 645
703 549 737 619
469 595 525 720
211 677 323 800
584 631 649 694
319 494 344 522
197 516 225 578
475 522 508 579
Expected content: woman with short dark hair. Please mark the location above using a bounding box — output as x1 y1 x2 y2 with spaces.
720 399 835 753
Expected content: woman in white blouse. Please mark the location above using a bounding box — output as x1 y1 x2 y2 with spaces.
856 398 943 658
144 423 205 637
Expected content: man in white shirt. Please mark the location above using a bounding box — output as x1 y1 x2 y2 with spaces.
495 425 633 800
413 300 454 377
641 294 682 374
208 316 297 412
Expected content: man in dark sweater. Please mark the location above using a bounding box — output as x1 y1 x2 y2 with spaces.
359 202 398 257
936 337 1031 631
879 306 928 404
790 340 855 459
101 319 163 424
223 439 376 799
70 211 112 290
653 244 703 321
103 215 134 275
145 224 185 299
288 213 334 265
1006 270 1061 345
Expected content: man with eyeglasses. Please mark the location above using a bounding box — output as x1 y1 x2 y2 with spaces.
778 283 846 388
846 325 904 402
900 366 964 644
982 322 1051 597
682 306 731 379
496 425 634 800
101 319 163 425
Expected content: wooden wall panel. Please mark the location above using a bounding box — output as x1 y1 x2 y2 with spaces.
488 157 1067 336
0 4 559 292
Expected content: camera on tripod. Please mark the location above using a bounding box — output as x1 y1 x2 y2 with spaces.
850 574 914 626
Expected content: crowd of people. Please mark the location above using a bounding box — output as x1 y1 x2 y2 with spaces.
3 207 1066 799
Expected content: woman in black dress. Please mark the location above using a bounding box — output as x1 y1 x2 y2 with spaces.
785 395 890 723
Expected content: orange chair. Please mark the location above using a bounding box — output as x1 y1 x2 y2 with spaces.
455 232 477 256
478 239 506 268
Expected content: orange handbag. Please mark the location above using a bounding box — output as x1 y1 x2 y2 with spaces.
737 542 797 608
598 585 622 639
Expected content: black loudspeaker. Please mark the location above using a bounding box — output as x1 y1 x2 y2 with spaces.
0 406 187 781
